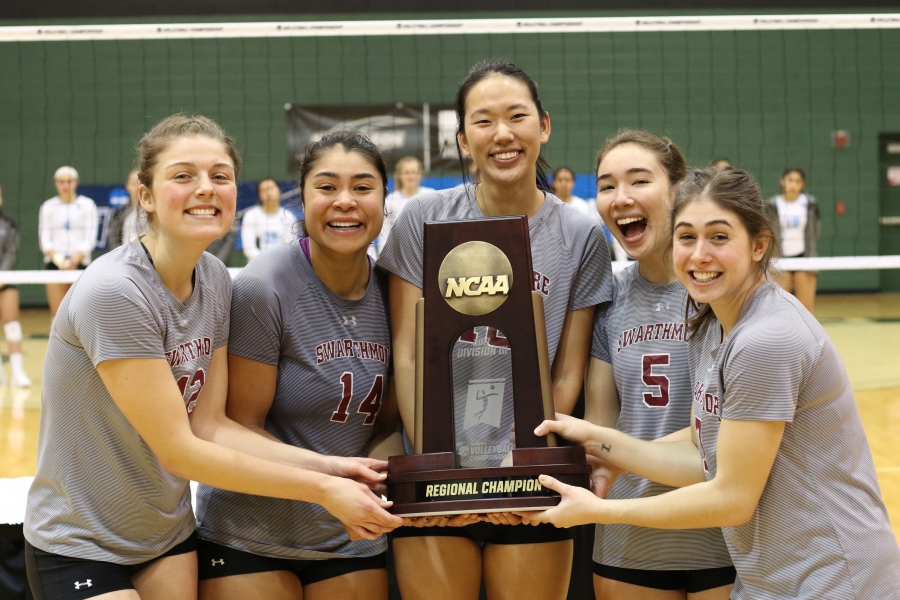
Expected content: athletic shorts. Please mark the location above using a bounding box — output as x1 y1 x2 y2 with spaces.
197 538 387 585
44 262 87 271
25 531 198 600
593 562 736 593
0 284 16 292
391 521 573 545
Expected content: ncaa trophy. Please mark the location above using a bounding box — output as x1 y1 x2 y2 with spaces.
386 216 591 516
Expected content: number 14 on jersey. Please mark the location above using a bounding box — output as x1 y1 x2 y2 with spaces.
330 372 384 425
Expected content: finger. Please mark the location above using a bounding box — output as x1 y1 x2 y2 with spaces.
533 419 568 438
536 474 565 494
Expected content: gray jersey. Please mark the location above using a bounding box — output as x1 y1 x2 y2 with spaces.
196 242 390 559
378 184 612 467
25 242 231 564
691 281 900 599
591 264 731 570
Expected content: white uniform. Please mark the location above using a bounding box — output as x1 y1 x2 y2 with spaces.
240 205 298 260
38 195 99 265
773 193 808 257
370 187 434 258
691 280 900 598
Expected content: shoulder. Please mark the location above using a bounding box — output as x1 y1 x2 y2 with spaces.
728 283 820 355
76 195 97 207
545 193 603 244
40 197 61 210
70 248 152 307
409 186 473 221
242 206 264 220
235 242 307 295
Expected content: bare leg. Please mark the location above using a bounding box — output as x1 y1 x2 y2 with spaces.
132 551 198 600
0 288 21 353
305 568 387 600
688 585 733 600
45 283 70 319
483 540 572 600
594 575 686 600
792 271 817 313
393 536 482 600
200 570 302 600
776 271 793 293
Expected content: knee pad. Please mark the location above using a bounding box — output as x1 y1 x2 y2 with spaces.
4 320 22 343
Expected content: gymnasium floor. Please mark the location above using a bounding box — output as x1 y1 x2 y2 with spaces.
1 295 899 540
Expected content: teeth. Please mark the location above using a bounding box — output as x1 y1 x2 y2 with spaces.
692 271 720 282
329 222 361 229
494 151 519 160
617 217 645 226
188 208 216 215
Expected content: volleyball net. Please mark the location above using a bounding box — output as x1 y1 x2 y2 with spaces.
1 13 899 294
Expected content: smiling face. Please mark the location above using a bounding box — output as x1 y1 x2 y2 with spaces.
596 143 673 261
673 196 768 311
138 135 237 245
302 147 385 258
458 74 550 189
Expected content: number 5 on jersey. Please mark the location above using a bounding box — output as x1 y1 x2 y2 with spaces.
641 354 670 407
331 372 384 425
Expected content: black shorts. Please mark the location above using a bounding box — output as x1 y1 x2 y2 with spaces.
25 531 198 600
197 539 386 585
0 284 16 292
391 521 573 545
44 262 87 271
593 562 736 593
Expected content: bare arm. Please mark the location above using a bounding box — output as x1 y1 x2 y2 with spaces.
535 414 707 489
583 357 619 428
388 272 421 441
521 418 785 530
197 351 389 486
98 350 402 538
551 305 596 415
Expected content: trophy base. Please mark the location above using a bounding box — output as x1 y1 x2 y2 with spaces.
386 446 591 517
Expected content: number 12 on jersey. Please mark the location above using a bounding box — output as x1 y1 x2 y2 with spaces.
331 372 384 425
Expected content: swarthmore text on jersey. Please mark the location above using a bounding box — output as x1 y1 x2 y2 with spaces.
166 337 212 368
616 322 685 353
315 339 389 365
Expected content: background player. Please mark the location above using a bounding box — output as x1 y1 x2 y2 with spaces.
371 156 434 258
107 169 141 250
378 60 612 600
521 167 900 599
766 167 820 313
0 183 32 387
587 130 733 599
24 115 399 600
38 166 99 318
240 177 298 262
196 131 401 600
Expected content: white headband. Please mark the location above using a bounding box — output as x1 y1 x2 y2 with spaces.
54 166 79 181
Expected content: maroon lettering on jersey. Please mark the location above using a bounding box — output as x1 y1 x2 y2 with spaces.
166 337 213 368
315 338 390 366
616 322 687 353
532 270 550 296
693 382 721 418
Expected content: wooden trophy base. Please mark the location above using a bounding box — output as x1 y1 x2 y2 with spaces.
386 446 591 517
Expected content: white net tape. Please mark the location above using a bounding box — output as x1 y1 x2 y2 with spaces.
1 14 900 43
1 257 898 285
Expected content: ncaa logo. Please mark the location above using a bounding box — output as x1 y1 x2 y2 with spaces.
438 241 514 316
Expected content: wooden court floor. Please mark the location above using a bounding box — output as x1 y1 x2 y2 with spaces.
2 295 900 540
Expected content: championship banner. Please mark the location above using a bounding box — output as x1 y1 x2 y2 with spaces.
286 103 458 173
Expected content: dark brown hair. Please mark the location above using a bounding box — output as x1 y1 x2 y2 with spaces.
672 167 780 339
596 129 687 186
455 60 552 192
